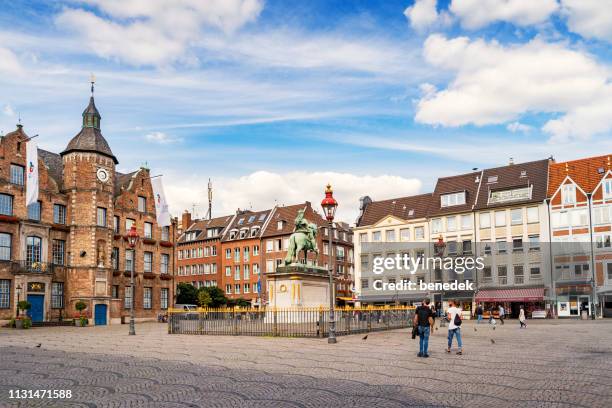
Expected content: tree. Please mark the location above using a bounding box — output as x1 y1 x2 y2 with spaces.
205 286 228 307
229 298 251 308
176 283 198 304
197 289 212 307
75 300 87 315
17 300 31 316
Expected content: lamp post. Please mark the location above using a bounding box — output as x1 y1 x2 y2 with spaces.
126 225 140 335
16 284 22 317
321 184 338 344
433 236 446 321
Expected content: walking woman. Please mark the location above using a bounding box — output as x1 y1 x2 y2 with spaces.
519 306 527 329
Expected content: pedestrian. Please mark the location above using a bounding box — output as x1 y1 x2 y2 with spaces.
414 299 434 358
519 307 527 328
476 303 483 324
489 305 495 324
446 300 463 355
498 304 505 325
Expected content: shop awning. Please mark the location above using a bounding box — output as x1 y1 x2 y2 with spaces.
475 287 545 302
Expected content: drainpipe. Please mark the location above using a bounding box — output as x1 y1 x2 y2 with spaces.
546 199 556 318
586 193 597 319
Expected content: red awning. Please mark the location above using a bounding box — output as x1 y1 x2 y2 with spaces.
475 287 545 302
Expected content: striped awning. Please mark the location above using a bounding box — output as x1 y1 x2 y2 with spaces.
475 287 545 302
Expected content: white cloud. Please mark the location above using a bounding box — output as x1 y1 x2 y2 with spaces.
449 0 558 29
0 47 22 75
2 104 15 117
415 34 612 140
506 121 532 133
561 0 612 42
404 0 437 31
55 0 263 66
164 171 422 225
144 131 182 144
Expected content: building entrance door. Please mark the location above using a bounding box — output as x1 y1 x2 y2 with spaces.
27 294 44 322
94 304 107 325
578 295 590 317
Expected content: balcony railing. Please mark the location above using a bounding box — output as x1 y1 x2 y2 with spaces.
11 260 54 274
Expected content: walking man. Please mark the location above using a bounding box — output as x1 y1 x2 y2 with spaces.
476 303 483 324
414 299 434 358
446 300 463 355
498 304 505 325
519 306 527 328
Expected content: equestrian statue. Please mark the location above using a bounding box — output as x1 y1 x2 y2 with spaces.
284 209 319 265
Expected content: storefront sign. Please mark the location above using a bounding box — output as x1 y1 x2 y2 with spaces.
27 282 45 292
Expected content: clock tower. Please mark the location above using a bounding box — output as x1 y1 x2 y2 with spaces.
60 81 118 316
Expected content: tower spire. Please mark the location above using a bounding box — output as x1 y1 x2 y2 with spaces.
90 73 95 96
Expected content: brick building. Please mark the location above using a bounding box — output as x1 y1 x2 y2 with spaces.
0 89 176 325
220 209 269 304
176 211 234 289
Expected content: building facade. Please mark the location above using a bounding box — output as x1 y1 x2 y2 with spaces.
176 212 234 290
0 90 176 325
354 194 431 305
548 155 612 317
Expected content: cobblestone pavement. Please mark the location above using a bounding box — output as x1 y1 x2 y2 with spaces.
1 319 611 407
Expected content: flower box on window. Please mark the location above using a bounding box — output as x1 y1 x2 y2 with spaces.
143 238 156 245
160 274 172 281
113 234 122 240
160 241 173 248
0 215 19 223
143 272 156 279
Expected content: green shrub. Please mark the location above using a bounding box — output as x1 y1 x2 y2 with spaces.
22 317 32 329
75 301 87 314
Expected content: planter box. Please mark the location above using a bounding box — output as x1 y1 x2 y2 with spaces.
159 241 173 248
113 234 122 240
143 238 157 245
143 272 156 279
160 274 172 281
15 319 23 329
112 270 121 277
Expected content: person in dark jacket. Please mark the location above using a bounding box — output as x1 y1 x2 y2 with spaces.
414 299 434 358
475 303 483 324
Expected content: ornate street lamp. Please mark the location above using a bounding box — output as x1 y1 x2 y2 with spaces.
321 183 338 344
126 225 139 335
16 284 22 317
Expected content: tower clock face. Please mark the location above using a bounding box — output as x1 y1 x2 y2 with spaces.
96 168 110 183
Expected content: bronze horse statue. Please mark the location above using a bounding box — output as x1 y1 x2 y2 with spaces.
284 210 319 265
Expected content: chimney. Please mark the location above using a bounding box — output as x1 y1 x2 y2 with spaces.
182 210 192 230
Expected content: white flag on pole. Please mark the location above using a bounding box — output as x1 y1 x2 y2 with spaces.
151 176 171 227
25 140 39 207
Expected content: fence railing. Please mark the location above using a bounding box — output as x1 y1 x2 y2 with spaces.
168 306 415 337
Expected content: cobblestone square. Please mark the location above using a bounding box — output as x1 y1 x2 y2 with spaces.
1 319 611 407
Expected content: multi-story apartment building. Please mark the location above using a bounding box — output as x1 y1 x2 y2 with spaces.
261 202 354 304
548 155 612 317
473 159 551 318
0 89 176 325
176 211 234 289
427 171 481 315
220 209 270 305
354 194 432 305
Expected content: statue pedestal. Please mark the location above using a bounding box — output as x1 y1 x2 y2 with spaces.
266 264 330 309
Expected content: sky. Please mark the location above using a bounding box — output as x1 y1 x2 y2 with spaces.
0 0 611 224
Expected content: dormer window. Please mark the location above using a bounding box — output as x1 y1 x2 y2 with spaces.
248 215 256 223
238 218 244 225
562 184 576 204
277 221 284 230
441 191 466 207
487 176 498 184
250 227 260 237
259 213 267 221
229 230 238 240
240 229 248 239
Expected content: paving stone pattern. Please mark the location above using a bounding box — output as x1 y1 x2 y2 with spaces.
0 319 611 407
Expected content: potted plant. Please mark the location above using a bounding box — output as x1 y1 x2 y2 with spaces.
15 301 31 329
74 300 89 327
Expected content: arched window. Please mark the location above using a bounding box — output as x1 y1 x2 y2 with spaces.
26 236 42 264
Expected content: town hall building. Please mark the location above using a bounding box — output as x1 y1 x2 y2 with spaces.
0 86 176 325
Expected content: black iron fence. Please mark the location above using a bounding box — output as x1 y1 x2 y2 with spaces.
168 306 415 337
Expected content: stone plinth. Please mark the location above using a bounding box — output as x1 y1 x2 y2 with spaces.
266 264 330 309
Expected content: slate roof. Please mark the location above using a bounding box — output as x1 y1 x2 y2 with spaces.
548 154 612 196
38 149 63 188
62 127 117 163
114 171 138 197
357 193 432 227
178 215 234 243
474 159 549 209
428 171 481 217
222 209 271 241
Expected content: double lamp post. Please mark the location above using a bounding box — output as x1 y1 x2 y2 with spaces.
126 224 140 335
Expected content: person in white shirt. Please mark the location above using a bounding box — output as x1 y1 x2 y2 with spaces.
446 300 463 355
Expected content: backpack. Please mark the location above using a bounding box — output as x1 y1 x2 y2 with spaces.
453 311 462 327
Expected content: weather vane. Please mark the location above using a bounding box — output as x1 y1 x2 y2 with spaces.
90 73 96 95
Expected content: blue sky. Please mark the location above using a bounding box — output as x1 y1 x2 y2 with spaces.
0 0 610 223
